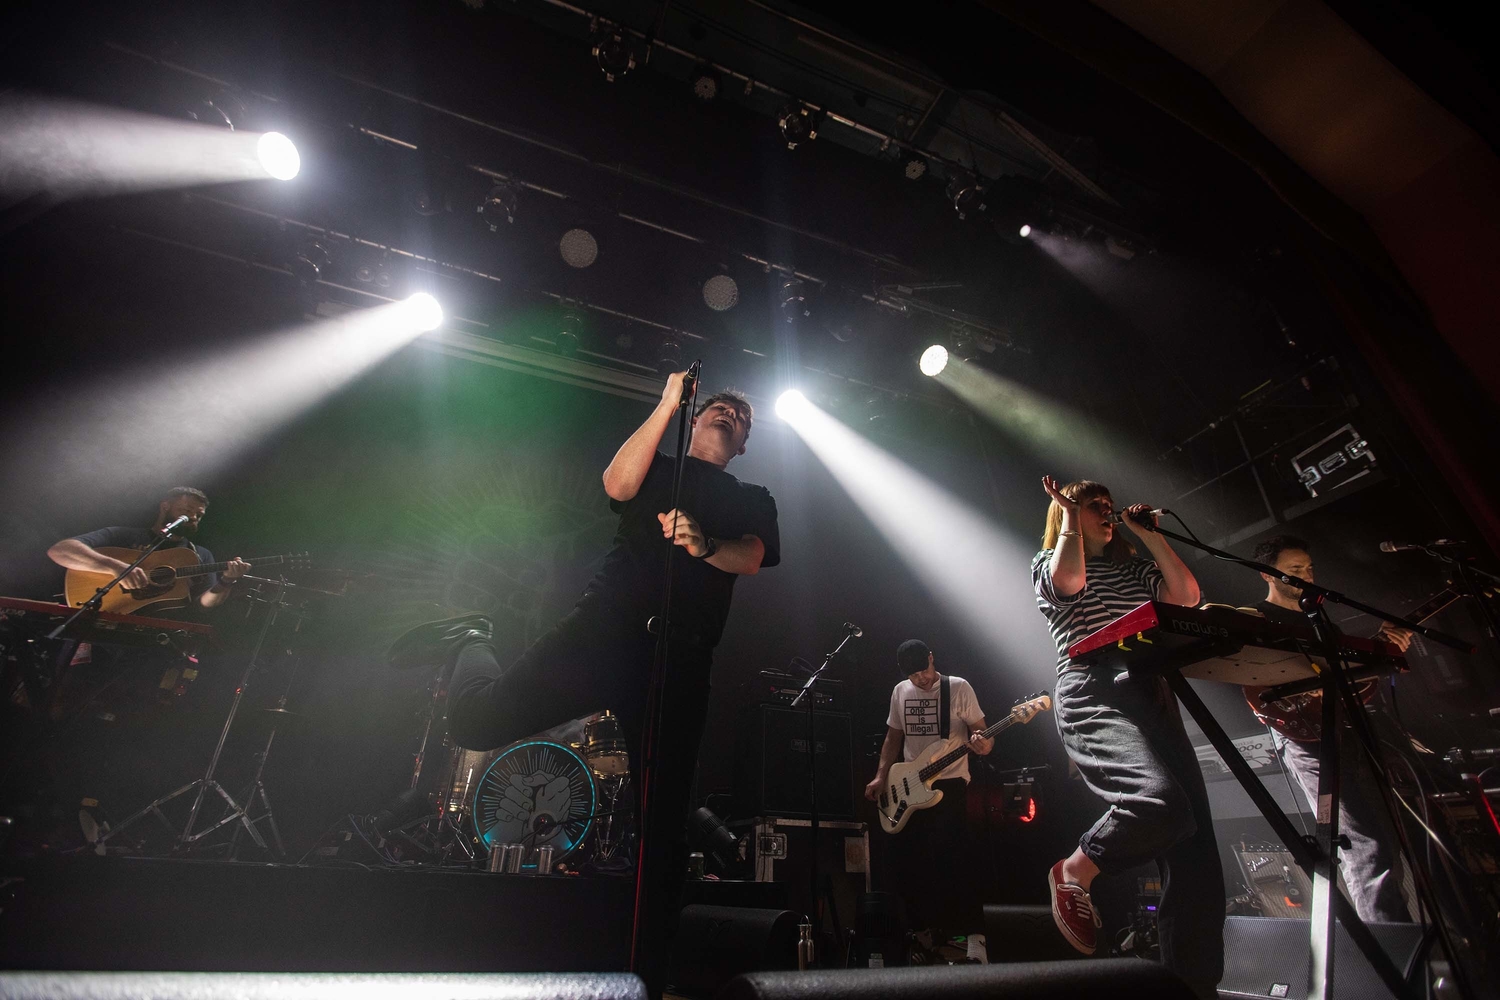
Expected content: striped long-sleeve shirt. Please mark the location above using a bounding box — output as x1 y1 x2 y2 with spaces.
1032 548 1164 673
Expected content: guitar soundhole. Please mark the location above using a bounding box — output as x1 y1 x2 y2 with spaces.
148 566 177 586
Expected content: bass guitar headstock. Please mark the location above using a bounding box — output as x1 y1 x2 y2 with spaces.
1010 691 1053 724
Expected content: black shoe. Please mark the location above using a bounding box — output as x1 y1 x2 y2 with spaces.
386 614 494 671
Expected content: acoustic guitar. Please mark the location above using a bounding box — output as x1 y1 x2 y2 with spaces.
875 693 1051 835
1242 588 1459 742
66 547 312 615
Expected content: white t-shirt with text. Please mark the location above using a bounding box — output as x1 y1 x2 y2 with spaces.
886 674 986 783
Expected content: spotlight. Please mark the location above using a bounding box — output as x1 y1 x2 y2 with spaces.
657 337 682 376
946 173 986 220
904 156 927 181
777 104 818 150
559 228 599 269
556 309 582 356
779 278 810 325
256 132 300 181
402 292 445 332
477 182 519 231
691 65 721 102
775 389 809 421
289 240 328 287
1019 224 1032 238
593 28 638 83
702 271 739 312
919 344 949 377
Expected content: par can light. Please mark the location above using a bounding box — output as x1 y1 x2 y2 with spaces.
256 132 300 181
919 344 949 377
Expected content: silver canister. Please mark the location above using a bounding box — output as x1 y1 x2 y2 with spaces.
501 843 525 874
535 845 555 875
487 842 505 873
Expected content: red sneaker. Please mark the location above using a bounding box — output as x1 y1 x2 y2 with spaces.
1048 860 1101 955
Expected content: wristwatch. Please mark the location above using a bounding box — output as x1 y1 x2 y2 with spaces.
695 536 719 559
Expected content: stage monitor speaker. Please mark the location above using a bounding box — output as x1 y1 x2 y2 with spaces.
1219 916 1425 999
746 705 854 821
983 904 1083 962
716 958 1196 1000
668 905 800 997
0 972 646 1000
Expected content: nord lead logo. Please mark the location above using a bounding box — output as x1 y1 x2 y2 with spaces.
1169 619 1229 638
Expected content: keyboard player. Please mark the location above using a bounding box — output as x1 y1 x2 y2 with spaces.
1243 534 1413 923
1031 476 1223 1000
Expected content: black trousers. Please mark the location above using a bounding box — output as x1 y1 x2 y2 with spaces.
1054 666 1224 999
447 593 713 998
885 778 981 935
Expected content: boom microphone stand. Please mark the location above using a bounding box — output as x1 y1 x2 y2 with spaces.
790 622 861 962
1129 512 1474 1000
631 361 701 978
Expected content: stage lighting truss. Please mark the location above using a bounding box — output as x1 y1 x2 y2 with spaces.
777 103 819 150
946 172 987 220
353 252 395 289
477 182 519 231
702 268 739 312
559 227 599 268
593 28 639 83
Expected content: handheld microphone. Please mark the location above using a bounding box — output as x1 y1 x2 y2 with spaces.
843 621 864 637
680 360 702 406
161 515 191 535
1106 508 1168 526
1379 539 1465 553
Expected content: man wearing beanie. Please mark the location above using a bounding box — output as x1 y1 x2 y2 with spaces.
864 639 993 962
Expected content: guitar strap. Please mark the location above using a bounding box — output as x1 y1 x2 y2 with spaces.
939 675 950 740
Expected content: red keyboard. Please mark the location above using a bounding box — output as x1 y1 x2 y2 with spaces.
1067 602 1403 686
0 596 216 650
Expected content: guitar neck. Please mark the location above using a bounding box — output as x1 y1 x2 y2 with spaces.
173 555 290 577
917 714 1020 782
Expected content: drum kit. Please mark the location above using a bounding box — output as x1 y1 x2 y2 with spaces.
384 663 636 873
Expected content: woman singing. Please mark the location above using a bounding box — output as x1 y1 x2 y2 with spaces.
1032 476 1222 999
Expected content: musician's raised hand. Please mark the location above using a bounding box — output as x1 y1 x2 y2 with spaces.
1119 503 1159 535
1041 475 1076 509
659 370 690 413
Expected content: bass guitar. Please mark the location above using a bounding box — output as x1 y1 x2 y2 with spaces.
876 693 1051 835
65 547 312 615
1242 588 1459 742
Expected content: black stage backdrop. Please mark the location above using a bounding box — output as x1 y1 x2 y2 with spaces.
3 218 1494 913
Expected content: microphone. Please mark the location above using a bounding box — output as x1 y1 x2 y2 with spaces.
160 515 191 535
680 360 702 406
1379 539 1465 553
843 621 864 637
1106 508 1168 526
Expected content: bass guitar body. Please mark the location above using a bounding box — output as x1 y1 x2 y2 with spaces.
65 547 206 615
876 738 963 835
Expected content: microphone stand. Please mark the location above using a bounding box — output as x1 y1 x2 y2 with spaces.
631 361 701 980
48 524 187 640
789 625 860 964
1406 545 1500 662
1132 516 1474 1000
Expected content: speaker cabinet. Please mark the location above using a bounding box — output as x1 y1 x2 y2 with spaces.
717 959 1196 1000
667 905 800 997
1219 916 1425 999
983 905 1083 962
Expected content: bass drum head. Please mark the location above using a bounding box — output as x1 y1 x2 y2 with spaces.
471 739 598 869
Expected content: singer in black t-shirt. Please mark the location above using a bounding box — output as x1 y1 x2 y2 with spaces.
386 372 778 998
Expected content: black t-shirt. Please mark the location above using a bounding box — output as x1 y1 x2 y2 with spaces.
586 452 780 647
71 526 218 597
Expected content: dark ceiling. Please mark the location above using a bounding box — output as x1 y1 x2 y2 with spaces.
1 0 1435 516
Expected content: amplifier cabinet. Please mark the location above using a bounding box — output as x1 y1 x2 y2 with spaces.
734 816 870 929
736 705 855 821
